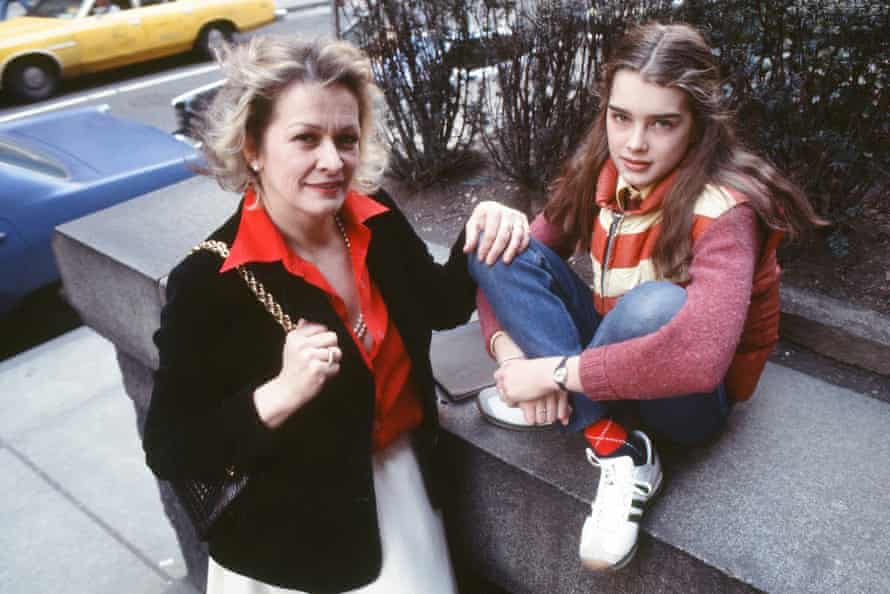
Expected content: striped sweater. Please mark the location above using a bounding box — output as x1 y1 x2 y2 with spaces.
478 159 781 402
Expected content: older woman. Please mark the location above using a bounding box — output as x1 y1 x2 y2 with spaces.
142 35 528 594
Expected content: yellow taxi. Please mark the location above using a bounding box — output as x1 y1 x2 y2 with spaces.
0 0 276 102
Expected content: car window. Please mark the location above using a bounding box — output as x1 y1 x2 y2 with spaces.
0 141 68 179
26 0 83 18
89 0 130 15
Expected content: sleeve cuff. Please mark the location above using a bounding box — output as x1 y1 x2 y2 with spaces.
216 383 279 475
578 347 616 400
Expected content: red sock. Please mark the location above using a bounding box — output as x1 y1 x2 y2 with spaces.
584 418 628 456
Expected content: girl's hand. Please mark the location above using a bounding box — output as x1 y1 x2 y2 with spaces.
254 319 341 428
494 356 572 424
517 392 573 426
463 201 530 265
492 337 572 425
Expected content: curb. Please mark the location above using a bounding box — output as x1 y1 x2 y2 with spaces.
780 284 890 376
278 0 330 13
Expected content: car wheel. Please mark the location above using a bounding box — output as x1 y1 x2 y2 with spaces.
4 57 59 103
196 23 234 60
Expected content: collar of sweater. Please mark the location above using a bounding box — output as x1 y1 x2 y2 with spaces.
595 158 679 215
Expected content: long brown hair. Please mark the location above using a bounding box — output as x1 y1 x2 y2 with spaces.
544 22 825 281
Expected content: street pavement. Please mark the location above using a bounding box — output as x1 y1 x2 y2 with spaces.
277 0 332 13
0 328 197 594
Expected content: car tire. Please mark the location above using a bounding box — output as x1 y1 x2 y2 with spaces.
4 57 59 103
196 23 234 60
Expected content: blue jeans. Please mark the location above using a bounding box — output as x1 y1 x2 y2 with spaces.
469 239 730 446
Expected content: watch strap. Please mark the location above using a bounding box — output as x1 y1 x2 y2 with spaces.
553 356 569 391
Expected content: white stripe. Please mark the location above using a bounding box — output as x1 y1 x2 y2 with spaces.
694 184 736 218
283 5 330 18
0 63 220 124
597 207 662 235
591 258 659 298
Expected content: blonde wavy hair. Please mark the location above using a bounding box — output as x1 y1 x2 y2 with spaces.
199 35 388 195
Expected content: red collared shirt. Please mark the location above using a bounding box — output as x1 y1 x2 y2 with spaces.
222 188 423 452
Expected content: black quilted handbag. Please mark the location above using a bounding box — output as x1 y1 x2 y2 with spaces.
173 470 249 538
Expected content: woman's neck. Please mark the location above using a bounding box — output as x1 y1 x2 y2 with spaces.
283 216 338 254
258 192 341 258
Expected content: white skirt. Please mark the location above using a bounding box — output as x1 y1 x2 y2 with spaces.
206 433 458 594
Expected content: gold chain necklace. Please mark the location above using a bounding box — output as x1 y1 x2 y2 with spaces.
334 215 368 341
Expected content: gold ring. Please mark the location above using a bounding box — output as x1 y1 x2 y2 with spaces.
326 348 334 365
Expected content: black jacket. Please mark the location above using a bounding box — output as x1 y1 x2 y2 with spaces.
143 190 476 592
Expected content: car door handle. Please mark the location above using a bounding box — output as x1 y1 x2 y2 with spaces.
0 232 6 243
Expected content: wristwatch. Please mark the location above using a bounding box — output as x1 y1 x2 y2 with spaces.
552 356 569 391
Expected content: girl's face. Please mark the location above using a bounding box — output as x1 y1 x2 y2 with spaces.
606 69 694 189
249 81 361 223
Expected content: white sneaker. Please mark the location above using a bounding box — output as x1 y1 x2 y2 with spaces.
579 430 663 570
476 386 554 431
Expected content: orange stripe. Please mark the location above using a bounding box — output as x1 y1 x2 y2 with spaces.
606 227 661 268
691 216 714 242
593 294 618 315
591 223 660 268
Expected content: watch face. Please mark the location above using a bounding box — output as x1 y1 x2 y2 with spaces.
554 367 567 382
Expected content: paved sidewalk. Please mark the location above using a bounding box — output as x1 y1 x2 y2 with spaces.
0 328 197 594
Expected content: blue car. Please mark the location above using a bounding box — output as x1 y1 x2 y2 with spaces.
0 104 200 314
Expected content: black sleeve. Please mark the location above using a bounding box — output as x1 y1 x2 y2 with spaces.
142 251 279 482
373 188 476 331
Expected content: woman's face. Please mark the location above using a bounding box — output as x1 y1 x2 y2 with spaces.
606 69 694 189
250 81 361 223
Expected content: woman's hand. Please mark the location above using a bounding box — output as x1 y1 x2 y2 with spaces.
463 201 530 265
254 319 342 428
495 356 572 426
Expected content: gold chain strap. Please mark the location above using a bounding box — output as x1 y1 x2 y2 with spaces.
192 240 295 333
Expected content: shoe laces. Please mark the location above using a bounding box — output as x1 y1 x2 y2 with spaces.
588 452 635 531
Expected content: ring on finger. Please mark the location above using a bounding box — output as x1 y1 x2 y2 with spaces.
326 348 334 366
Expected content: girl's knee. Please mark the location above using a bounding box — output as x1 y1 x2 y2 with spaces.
610 281 686 337
467 239 545 284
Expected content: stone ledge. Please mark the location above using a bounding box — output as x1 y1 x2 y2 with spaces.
438 360 890 594
54 175 890 380
54 177 238 366
780 285 890 376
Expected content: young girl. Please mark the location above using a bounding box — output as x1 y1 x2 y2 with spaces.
467 22 824 571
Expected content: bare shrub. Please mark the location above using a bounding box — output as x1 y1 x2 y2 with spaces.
476 0 677 201
339 0 479 186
